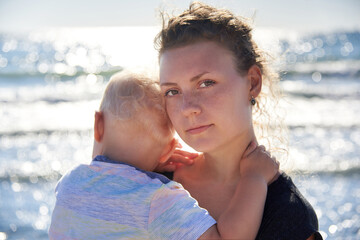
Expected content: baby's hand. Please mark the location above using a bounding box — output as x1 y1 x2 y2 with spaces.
240 142 279 185
154 149 199 173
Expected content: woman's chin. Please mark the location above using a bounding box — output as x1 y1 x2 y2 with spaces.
182 138 215 153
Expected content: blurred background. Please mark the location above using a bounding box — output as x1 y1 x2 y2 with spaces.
0 0 359 239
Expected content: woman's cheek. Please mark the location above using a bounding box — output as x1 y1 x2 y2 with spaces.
165 99 178 122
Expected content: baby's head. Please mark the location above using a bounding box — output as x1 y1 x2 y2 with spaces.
93 71 176 171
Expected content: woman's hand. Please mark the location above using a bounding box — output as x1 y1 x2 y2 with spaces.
154 149 199 173
240 142 280 185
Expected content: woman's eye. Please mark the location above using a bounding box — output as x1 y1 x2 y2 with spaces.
199 80 216 88
164 89 179 96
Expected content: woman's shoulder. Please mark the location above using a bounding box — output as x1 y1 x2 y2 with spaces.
256 172 322 240
266 172 318 221
267 173 315 208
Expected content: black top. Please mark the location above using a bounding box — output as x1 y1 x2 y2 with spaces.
162 172 322 240
255 173 322 240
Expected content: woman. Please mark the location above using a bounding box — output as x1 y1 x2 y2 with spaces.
156 2 322 240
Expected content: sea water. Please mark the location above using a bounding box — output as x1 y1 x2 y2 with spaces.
0 27 359 240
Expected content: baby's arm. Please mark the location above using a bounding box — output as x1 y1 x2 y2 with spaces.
199 142 279 240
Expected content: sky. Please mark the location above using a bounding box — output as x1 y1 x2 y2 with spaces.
0 0 359 33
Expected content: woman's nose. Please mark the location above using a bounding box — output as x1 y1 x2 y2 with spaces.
181 94 201 117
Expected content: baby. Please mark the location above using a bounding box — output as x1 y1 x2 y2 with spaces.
49 71 278 239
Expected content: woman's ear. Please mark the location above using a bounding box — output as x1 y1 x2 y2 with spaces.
159 138 178 164
94 111 105 142
248 65 262 98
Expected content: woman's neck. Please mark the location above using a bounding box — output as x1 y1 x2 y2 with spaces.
202 131 257 183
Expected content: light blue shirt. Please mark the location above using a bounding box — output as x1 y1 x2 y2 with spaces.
49 155 216 239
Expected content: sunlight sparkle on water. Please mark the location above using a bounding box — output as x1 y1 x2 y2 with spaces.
0 232 7 240
329 224 338 234
39 205 49 216
28 27 160 69
33 190 43 201
11 182 21 192
34 219 47 230
312 71 322 82
51 160 62 171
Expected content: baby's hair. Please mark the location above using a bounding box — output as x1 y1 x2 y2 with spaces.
99 71 173 142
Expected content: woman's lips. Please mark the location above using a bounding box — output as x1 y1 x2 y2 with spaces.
186 124 213 135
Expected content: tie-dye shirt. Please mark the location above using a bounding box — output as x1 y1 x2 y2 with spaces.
49 155 216 240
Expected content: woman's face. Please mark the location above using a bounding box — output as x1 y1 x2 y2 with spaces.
159 41 254 153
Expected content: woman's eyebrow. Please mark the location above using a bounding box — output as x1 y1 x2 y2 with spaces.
190 71 209 82
160 71 209 87
160 82 176 87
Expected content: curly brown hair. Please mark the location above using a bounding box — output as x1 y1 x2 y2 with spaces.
155 1 288 162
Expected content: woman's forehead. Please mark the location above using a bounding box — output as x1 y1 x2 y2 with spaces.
159 42 237 83
161 41 230 60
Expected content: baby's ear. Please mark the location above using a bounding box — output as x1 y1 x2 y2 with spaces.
159 138 178 164
94 111 105 142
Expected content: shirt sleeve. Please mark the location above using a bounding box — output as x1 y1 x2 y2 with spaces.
148 181 216 240
258 201 321 240
256 174 322 240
